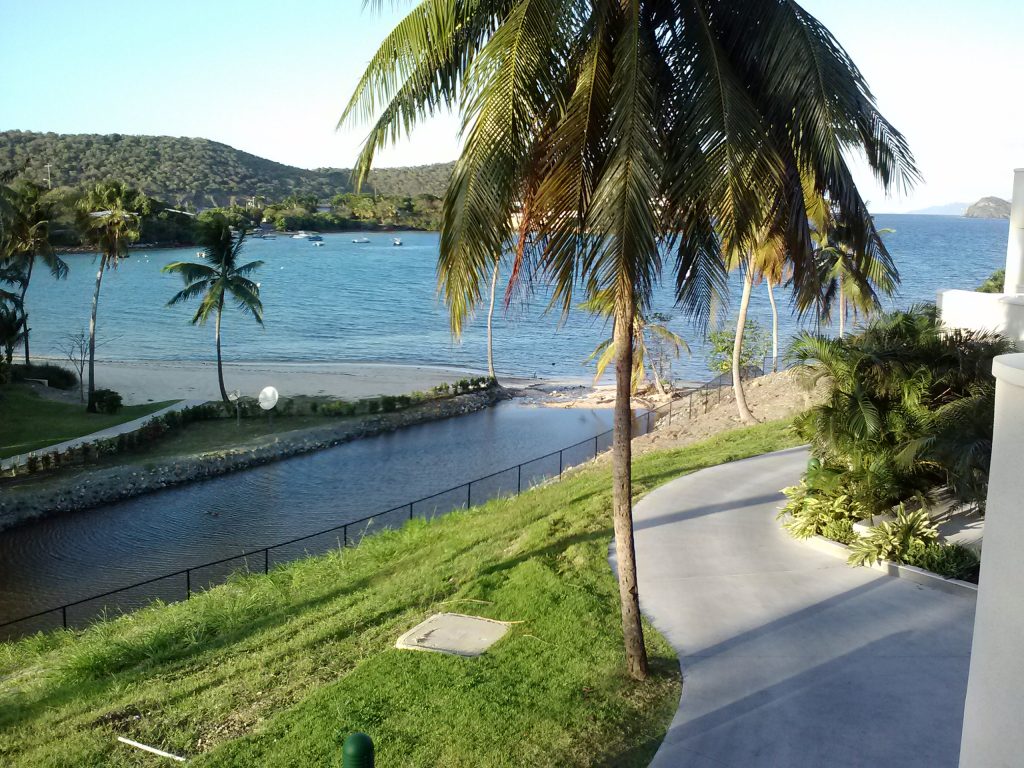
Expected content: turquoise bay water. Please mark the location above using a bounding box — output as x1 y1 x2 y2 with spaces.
25 215 1009 382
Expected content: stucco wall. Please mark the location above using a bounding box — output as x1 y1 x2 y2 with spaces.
959 353 1024 767
938 289 1024 343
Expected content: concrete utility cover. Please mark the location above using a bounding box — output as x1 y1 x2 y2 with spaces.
395 613 509 657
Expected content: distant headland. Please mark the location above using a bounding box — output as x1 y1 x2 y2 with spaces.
964 197 1011 219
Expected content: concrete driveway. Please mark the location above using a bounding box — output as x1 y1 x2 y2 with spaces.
630 447 975 768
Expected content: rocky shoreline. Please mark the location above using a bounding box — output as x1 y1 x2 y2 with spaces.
0 387 509 532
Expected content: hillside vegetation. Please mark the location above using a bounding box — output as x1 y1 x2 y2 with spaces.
0 131 454 208
0 421 799 767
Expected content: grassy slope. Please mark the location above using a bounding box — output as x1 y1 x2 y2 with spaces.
0 385 178 458
0 420 799 767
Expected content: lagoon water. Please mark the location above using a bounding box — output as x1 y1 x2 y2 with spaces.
0 213 1011 629
24 215 1009 382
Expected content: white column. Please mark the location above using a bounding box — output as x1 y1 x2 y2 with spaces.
1002 169 1024 294
959 352 1024 767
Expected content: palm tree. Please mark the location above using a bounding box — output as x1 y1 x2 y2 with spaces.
584 291 688 395
77 182 144 411
163 217 264 407
342 0 916 679
0 300 25 365
812 205 898 336
0 181 69 365
485 253 501 380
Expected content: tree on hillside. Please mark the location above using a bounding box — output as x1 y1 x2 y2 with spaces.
163 217 264 407
342 0 916 679
76 181 146 411
0 181 69 365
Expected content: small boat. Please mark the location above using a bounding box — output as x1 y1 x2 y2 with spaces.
313 241 324 247
392 238 403 246
196 250 205 258
307 234 323 242
291 231 309 239
352 237 371 244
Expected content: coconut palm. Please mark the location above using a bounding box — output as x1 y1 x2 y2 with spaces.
342 0 916 679
76 182 145 411
0 181 69 365
163 217 264 407
584 290 688 395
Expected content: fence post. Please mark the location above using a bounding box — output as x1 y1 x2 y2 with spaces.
264 549 269 574
409 503 414 521
467 483 471 508
594 435 598 459
517 463 522 494
62 605 67 630
343 524 348 547
186 570 191 599
558 451 563 477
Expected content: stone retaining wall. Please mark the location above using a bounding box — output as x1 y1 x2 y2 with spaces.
0 388 508 532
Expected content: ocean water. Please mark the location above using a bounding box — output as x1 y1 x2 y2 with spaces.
23 215 1009 382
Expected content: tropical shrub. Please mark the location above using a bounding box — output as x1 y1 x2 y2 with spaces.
706 319 770 374
777 480 867 540
977 269 1005 294
90 388 123 414
11 363 78 390
792 304 1013 515
847 506 938 567
907 542 980 581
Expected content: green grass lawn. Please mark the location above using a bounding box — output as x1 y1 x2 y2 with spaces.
0 385 178 459
0 420 799 767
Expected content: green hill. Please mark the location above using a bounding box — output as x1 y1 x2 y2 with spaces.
0 130 454 208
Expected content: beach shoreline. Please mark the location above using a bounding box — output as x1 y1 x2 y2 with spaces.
30 356 594 406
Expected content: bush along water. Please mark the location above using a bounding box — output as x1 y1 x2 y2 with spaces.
5 378 500 479
776 304 1005 582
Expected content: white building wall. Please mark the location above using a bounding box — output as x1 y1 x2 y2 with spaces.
959 353 1024 767
938 290 1024 343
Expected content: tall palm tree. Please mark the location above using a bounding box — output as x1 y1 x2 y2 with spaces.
163 218 264 407
0 181 69 365
342 0 916 679
77 182 144 411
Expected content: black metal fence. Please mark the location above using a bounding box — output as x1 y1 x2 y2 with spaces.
0 357 775 640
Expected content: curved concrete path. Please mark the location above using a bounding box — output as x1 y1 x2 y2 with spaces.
631 447 975 768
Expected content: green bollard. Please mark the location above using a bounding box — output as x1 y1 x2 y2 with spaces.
341 732 374 768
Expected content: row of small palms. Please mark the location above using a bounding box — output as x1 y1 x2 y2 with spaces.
0 179 262 410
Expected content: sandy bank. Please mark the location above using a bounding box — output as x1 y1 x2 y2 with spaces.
38 358 543 405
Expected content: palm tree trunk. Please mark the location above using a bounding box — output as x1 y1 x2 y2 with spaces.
216 294 230 408
486 256 499 381
838 284 846 337
732 268 757 424
767 279 778 373
612 297 648 681
20 258 33 366
87 256 106 412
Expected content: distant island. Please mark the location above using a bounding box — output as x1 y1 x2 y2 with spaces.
965 197 1011 219
0 130 454 208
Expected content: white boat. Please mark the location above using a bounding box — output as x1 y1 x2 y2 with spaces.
352 237 370 244
392 238 403 246
291 231 309 239
313 241 324 247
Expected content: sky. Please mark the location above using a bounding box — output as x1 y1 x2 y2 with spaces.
0 0 1021 212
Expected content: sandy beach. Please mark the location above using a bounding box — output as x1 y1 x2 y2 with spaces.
35 359 551 405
